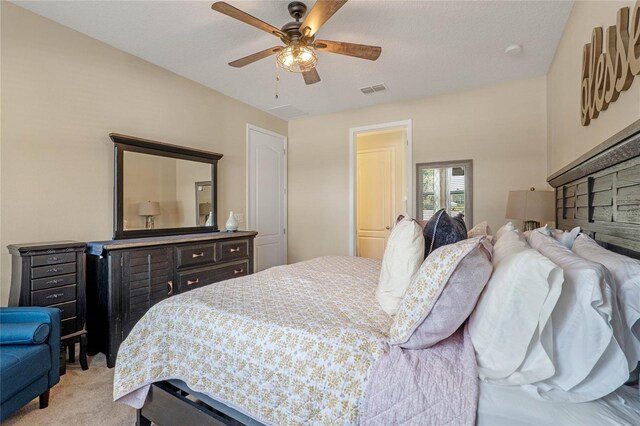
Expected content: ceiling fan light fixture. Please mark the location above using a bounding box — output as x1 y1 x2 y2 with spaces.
276 44 317 73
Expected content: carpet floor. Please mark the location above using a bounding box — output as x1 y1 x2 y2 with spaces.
4 351 136 425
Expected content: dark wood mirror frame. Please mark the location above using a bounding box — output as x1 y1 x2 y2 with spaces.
111 133 223 239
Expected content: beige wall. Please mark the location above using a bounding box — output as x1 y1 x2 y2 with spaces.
547 0 640 175
0 3 287 305
288 76 548 263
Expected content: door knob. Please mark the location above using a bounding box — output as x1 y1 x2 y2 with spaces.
385 226 390 230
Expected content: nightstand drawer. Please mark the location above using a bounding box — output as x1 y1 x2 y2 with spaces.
32 262 76 279
51 300 76 320
61 317 77 337
218 240 249 262
32 284 76 306
32 252 76 267
176 243 216 268
32 273 76 291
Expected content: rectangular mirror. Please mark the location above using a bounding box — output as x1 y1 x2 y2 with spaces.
112 133 222 239
416 160 473 227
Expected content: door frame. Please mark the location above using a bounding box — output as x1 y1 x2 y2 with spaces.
348 119 413 256
246 124 288 268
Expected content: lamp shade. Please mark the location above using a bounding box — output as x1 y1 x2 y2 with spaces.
138 201 160 216
506 189 555 221
198 202 212 215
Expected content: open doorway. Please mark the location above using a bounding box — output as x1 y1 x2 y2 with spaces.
349 120 413 259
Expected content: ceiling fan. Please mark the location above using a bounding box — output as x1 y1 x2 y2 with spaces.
211 0 381 85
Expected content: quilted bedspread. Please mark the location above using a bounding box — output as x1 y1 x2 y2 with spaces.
114 256 478 425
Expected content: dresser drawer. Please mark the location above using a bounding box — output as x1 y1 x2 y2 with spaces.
177 260 249 292
61 317 77 337
32 252 76 267
32 262 76 279
217 240 249 262
176 243 216 268
31 273 76 291
31 284 76 306
51 300 76 320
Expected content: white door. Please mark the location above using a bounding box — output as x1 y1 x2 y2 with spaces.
247 125 287 272
356 148 395 259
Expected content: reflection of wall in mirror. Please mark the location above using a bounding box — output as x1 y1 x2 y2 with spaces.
123 153 177 230
123 151 212 229
175 161 212 228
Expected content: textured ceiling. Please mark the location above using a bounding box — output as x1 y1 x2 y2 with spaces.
12 0 573 120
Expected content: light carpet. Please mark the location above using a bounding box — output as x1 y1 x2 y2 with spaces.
4 351 135 426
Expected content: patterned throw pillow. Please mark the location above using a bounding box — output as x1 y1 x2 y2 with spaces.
389 236 493 349
423 209 467 257
467 221 493 238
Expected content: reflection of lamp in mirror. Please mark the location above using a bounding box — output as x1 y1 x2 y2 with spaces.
506 187 555 231
199 202 212 226
138 201 160 229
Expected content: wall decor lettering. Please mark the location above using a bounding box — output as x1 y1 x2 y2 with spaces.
581 1 640 126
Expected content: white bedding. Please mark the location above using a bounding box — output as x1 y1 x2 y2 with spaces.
478 382 640 425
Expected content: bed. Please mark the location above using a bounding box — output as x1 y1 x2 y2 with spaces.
115 119 640 426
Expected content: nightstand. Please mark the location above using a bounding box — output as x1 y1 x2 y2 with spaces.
8 241 88 373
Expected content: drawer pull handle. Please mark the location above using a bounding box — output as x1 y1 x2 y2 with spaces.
229 247 240 253
45 293 64 300
167 281 174 296
48 257 60 262
46 279 61 285
187 278 200 286
46 268 61 273
233 268 244 274
192 252 205 258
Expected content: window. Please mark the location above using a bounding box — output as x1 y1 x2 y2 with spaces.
416 160 473 227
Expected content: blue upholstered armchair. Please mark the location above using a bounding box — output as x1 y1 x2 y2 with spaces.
0 307 61 421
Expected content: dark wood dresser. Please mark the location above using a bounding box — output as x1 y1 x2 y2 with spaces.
85 232 257 367
8 241 88 372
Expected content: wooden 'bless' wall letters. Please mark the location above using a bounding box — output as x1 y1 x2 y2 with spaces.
581 1 640 126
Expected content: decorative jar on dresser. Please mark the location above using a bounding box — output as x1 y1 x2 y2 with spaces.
8 241 88 372
85 231 257 368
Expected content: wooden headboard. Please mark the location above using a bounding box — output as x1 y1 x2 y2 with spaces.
547 119 640 260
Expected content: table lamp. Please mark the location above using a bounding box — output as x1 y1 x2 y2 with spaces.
138 201 160 229
506 188 555 231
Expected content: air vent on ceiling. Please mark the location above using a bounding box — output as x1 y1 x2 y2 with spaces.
268 104 308 120
360 83 388 95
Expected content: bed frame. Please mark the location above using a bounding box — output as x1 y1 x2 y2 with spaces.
548 119 640 260
135 119 640 426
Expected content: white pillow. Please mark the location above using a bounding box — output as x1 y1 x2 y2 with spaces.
492 228 528 264
376 216 425 315
552 226 581 249
494 222 515 242
524 224 553 240
572 234 640 373
525 231 628 402
470 248 563 385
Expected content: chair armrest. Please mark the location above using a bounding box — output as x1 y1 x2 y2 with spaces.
0 307 60 386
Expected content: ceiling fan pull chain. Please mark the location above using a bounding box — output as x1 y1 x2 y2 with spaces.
275 61 280 100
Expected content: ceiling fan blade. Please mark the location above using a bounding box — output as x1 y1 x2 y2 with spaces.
302 68 321 85
212 2 286 39
314 40 381 61
229 46 282 68
300 0 348 38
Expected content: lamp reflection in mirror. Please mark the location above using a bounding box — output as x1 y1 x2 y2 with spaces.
138 201 160 229
199 202 212 227
506 188 555 231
